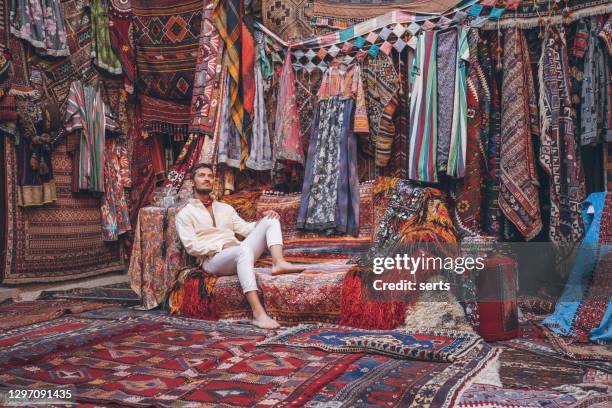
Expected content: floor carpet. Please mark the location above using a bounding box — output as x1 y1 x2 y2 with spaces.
0 307 610 407
0 299 116 331
41 282 140 306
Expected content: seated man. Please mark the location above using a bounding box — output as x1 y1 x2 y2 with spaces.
175 163 305 329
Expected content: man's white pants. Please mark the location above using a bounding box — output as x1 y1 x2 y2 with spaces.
202 217 283 293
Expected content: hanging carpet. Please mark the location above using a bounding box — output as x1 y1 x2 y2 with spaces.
1 137 125 284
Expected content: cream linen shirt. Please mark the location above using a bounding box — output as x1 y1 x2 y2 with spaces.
175 199 257 264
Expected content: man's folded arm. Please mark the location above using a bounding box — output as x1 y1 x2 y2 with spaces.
232 208 257 237
175 214 223 257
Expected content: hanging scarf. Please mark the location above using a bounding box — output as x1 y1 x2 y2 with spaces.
245 32 273 171
408 31 438 183
212 0 254 168
539 27 586 244
273 51 304 165
499 28 542 240
446 27 470 178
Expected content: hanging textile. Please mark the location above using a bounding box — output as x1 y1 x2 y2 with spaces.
91 0 122 75
482 33 503 240
16 137 57 207
10 0 69 56
498 28 542 241
392 48 411 179
539 27 586 245
161 134 205 195
213 0 254 167
189 0 224 137
108 0 135 92
217 74 243 168
139 96 191 142
543 192 611 344
101 137 131 241
273 52 304 165
200 66 228 166
246 32 274 171
446 26 470 178
297 63 365 236
362 53 398 168
435 27 458 173
131 0 202 102
408 30 438 183
580 17 608 147
454 29 487 237
64 80 119 193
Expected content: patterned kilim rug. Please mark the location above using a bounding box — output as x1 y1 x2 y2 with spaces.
2 309 599 407
42 282 140 306
298 344 500 408
259 324 482 362
2 138 125 284
458 383 612 408
0 299 116 331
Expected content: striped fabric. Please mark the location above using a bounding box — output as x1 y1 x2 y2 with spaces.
408 31 438 183
65 81 118 193
446 26 470 178
213 0 252 168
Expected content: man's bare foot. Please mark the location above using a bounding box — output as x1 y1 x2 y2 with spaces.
271 260 307 276
252 313 280 329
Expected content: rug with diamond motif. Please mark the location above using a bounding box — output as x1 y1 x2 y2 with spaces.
259 324 482 362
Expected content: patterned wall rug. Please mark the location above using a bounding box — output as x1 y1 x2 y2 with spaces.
2 137 125 284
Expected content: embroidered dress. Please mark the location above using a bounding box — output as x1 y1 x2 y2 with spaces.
245 32 273 171
446 26 470 178
408 31 438 183
101 137 131 241
499 28 542 241
539 27 586 244
91 0 122 74
273 52 304 165
297 63 366 236
10 0 69 56
64 80 118 193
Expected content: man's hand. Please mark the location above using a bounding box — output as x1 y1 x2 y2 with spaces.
262 210 280 220
222 241 240 250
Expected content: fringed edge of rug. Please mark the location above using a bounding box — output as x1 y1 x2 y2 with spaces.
483 4 612 30
166 267 220 321
339 268 407 330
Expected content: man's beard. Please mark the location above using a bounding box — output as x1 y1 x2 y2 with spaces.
195 187 212 195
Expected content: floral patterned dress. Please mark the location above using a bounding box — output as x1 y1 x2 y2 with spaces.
10 0 69 56
100 137 131 241
296 63 368 236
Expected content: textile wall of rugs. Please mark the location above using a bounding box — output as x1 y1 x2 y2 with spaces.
1 0 611 283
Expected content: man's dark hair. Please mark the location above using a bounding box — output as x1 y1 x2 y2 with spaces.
190 163 214 180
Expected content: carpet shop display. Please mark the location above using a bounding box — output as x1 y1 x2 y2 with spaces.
1 0 612 406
